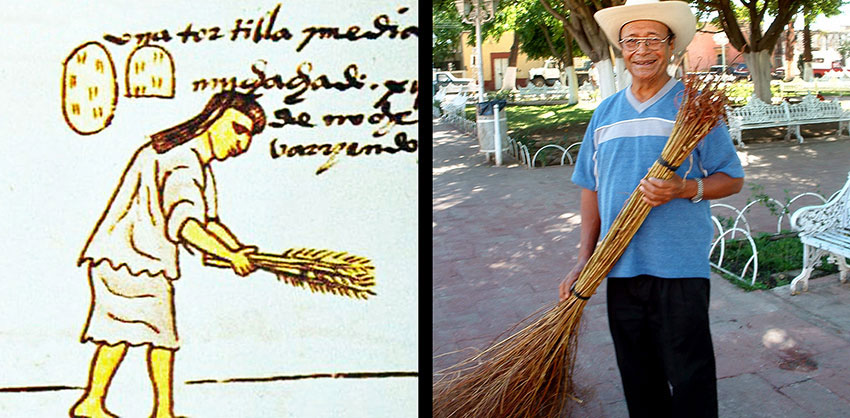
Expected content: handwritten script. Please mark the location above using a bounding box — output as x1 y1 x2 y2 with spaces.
100 3 418 173
103 4 417 50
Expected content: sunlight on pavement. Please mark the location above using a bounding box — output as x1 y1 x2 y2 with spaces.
489 260 522 269
433 196 464 211
762 328 797 350
434 163 471 175
557 212 581 223
736 151 761 167
544 213 581 235
800 147 821 157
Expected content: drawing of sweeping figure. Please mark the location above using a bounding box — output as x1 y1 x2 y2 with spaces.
71 90 375 418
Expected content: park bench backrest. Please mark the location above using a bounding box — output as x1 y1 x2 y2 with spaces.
730 96 789 124
817 99 844 118
787 95 844 121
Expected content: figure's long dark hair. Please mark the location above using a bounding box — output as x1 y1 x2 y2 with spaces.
151 90 266 154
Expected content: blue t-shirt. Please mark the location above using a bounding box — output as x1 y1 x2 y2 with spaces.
571 78 745 279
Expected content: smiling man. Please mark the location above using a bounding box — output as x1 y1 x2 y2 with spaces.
72 90 266 418
557 1 744 417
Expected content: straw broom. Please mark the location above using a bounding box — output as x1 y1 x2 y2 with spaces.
433 73 729 417
204 247 376 300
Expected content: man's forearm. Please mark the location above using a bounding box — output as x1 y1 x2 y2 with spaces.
180 219 237 260
206 221 242 250
680 172 744 201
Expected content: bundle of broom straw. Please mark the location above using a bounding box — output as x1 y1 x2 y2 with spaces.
433 73 729 417
204 247 376 300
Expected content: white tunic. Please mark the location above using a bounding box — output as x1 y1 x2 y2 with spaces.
78 141 216 347
79 142 217 279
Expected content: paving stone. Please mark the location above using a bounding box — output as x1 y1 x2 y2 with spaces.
565 387 628 418
813 370 850 404
780 378 850 417
710 281 782 320
718 373 811 417
755 366 819 392
575 302 611 333
713 329 779 379
736 310 849 355
598 400 629 417
769 277 850 335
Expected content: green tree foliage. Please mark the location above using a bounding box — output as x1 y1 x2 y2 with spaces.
479 0 581 67
691 0 843 102
433 0 466 66
800 0 844 25
432 0 583 70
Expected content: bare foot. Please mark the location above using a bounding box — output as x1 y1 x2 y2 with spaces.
70 397 118 418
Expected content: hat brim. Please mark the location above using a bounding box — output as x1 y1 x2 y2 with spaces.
594 2 695 56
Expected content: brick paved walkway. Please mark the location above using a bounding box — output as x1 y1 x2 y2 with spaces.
433 116 850 417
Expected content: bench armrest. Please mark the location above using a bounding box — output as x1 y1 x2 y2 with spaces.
791 202 840 234
791 172 850 234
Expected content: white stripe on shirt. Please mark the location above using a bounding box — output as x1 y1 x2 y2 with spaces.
591 117 674 189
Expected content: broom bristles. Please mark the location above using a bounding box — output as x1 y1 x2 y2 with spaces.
204 247 376 300
433 74 728 417
434 298 587 417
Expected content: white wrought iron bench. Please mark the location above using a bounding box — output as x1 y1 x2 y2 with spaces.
788 172 850 295
578 80 598 102
726 94 850 147
515 82 570 101
440 91 469 124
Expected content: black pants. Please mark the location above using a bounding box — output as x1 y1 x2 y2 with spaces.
607 276 718 418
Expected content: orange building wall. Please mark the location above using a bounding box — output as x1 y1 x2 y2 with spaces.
685 29 746 72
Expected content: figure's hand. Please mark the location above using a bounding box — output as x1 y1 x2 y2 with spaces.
639 173 686 207
228 246 257 276
559 259 587 302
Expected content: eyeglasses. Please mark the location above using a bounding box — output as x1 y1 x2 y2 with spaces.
619 36 671 52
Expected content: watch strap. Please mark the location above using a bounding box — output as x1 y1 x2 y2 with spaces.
691 177 704 203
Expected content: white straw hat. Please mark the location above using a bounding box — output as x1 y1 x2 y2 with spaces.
594 0 696 55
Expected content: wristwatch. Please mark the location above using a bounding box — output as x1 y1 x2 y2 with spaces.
691 178 704 203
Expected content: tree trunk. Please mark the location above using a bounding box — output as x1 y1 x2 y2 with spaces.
566 66 579 104
784 21 795 81
508 32 519 67
564 29 576 104
596 58 616 98
785 58 795 81
539 0 615 98
803 19 813 81
803 62 813 81
614 55 629 91
499 33 520 92
698 0 806 98
501 67 518 91
745 50 773 103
